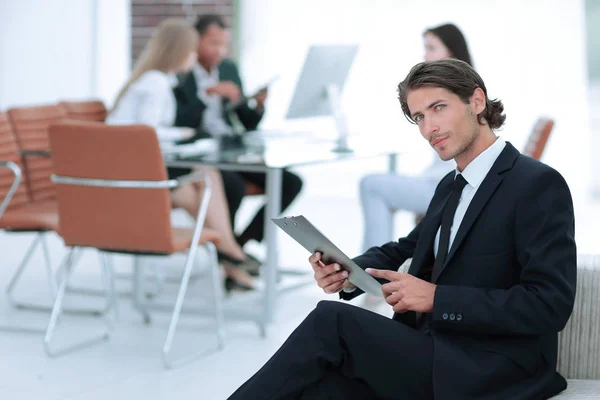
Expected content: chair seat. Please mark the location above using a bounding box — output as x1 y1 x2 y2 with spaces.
171 227 222 253
0 200 58 231
551 380 600 399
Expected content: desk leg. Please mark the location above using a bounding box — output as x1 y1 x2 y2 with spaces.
263 167 283 330
388 153 397 174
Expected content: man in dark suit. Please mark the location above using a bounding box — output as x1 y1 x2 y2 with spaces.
174 14 303 252
228 59 577 399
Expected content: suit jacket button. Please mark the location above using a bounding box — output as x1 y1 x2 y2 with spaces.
450 313 456 321
457 313 463 321
442 313 449 320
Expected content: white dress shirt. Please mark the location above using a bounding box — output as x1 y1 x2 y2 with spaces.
433 137 507 257
421 154 456 182
192 63 233 137
106 70 188 142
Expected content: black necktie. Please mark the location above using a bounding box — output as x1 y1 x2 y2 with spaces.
431 174 468 281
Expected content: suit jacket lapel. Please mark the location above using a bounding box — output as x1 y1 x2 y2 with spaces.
408 183 451 276
431 142 519 283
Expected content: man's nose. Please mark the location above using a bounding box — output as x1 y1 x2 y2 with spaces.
422 119 440 139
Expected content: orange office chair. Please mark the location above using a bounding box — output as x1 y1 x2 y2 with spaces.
59 100 108 122
45 121 224 367
523 117 554 160
2 106 65 315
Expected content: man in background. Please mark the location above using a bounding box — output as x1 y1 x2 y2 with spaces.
174 14 303 261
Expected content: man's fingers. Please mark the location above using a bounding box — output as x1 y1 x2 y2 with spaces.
323 278 348 294
393 300 410 314
385 290 404 306
314 263 342 280
381 281 402 298
366 268 404 281
309 252 322 265
317 270 349 289
308 253 323 271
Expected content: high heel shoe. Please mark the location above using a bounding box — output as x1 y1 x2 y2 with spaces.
217 251 244 265
222 264 255 292
224 276 254 292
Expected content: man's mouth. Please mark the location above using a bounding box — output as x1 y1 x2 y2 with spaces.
431 137 448 147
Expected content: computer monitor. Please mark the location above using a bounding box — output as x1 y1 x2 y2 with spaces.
285 45 358 152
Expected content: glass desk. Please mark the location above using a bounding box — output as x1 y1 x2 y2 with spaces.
164 132 402 333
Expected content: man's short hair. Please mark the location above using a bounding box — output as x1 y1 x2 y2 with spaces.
397 59 506 130
194 14 227 36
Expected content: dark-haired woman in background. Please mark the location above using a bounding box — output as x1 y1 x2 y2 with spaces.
359 23 473 253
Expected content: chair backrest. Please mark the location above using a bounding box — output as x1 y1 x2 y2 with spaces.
59 100 108 122
7 105 67 202
49 121 176 253
523 117 554 160
0 112 30 210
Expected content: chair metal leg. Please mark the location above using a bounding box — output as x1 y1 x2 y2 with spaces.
132 256 152 324
100 253 119 321
162 241 225 369
6 233 43 306
44 248 113 357
4 245 105 317
40 234 57 297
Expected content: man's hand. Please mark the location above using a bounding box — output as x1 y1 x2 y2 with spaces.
206 82 241 103
309 252 354 294
366 269 436 313
253 88 268 110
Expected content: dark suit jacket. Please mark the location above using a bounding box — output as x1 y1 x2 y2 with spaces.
173 59 264 136
343 142 576 400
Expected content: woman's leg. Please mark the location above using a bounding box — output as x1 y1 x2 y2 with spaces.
171 167 245 260
359 174 437 252
170 168 254 288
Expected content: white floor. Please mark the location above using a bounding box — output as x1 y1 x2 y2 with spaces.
0 175 599 400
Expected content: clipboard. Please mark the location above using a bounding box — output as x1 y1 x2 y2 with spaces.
271 215 383 298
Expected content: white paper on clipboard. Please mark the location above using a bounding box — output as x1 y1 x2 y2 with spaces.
271 215 383 298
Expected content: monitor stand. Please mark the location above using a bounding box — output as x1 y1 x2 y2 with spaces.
326 84 353 153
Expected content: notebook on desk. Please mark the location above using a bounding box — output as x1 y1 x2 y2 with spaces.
160 138 219 156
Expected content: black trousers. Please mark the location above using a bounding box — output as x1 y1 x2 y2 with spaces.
228 301 435 400
221 169 303 245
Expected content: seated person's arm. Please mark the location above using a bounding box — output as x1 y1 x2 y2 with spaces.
136 88 193 142
432 169 576 336
173 77 207 130
220 60 264 131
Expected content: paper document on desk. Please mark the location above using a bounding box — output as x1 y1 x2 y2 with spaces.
160 138 218 156
272 215 383 298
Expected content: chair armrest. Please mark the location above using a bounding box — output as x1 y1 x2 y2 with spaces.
0 161 23 220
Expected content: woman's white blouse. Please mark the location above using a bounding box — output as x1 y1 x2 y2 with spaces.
106 70 187 142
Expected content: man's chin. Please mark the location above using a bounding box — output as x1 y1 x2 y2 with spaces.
436 150 454 162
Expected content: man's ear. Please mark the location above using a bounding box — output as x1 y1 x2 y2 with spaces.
470 88 486 115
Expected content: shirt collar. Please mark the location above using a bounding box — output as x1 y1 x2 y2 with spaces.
457 136 506 189
192 62 219 82
166 72 178 88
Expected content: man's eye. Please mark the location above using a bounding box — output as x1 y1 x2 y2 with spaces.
414 115 424 122
434 104 446 111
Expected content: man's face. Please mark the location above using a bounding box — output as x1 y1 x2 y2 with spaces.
407 86 480 162
197 24 228 69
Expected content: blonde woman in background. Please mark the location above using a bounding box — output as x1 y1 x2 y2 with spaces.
108 18 257 290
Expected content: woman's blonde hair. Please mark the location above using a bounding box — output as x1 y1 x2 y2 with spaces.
113 18 198 109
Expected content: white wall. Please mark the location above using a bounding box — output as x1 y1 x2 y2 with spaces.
0 0 130 109
238 0 591 201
